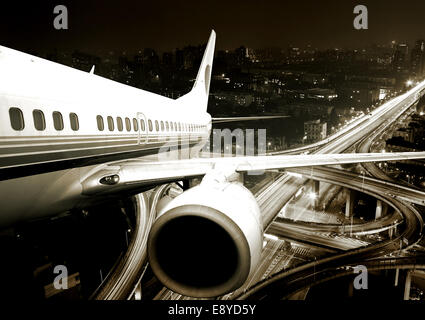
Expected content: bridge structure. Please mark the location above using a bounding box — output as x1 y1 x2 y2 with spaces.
92 80 425 300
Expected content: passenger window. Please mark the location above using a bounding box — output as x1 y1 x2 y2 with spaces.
170 122 174 131
33 109 46 131
53 111 64 131
125 117 131 131
107 116 114 131
141 119 146 131
178 123 181 131
133 118 138 131
70 113 79 131
9 107 24 131
155 120 159 131
148 119 153 132
160 121 164 131
97 115 104 131
116 117 123 131
174 122 177 131
166 121 169 131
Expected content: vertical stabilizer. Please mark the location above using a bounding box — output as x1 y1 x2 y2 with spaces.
178 30 216 112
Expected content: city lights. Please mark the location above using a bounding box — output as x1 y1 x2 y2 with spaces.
308 192 318 200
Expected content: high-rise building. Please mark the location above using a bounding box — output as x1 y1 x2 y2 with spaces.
392 43 409 72
235 46 248 66
411 40 425 78
162 52 174 69
304 119 327 143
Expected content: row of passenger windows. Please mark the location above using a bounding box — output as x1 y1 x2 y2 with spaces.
9 107 79 131
96 115 206 133
8 107 206 134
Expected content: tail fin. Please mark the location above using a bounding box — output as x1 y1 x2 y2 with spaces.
178 30 216 112
193 30 216 97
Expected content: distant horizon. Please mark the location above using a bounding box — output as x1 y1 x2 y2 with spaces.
15 39 424 60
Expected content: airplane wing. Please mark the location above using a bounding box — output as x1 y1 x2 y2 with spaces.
81 151 425 196
212 115 289 124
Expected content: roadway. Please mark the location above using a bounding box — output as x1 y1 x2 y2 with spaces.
235 187 423 300
155 81 425 300
91 184 169 300
154 160 425 299
102 81 425 300
356 102 425 201
241 254 425 300
234 83 425 299
260 80 425 227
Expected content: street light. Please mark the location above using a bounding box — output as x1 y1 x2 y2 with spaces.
360 170 365 190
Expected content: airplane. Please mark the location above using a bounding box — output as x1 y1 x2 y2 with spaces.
1 30 425 298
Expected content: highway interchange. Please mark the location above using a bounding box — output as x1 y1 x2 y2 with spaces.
93 80 425 300
235 81 425 299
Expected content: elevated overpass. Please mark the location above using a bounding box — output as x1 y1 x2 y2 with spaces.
93 80 425 300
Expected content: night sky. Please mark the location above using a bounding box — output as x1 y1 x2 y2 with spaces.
1 0 425 54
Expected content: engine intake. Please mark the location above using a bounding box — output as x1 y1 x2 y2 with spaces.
147 179 263 298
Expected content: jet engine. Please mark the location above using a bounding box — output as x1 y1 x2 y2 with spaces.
147 171 263 298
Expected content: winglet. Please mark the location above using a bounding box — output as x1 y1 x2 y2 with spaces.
90 65 95 74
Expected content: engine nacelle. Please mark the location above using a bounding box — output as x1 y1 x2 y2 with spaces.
147 176 263 298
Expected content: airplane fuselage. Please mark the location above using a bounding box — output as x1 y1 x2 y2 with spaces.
0 45 211 226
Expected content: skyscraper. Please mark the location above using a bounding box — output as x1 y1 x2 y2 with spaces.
392 43 409 72
411 40 425 78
